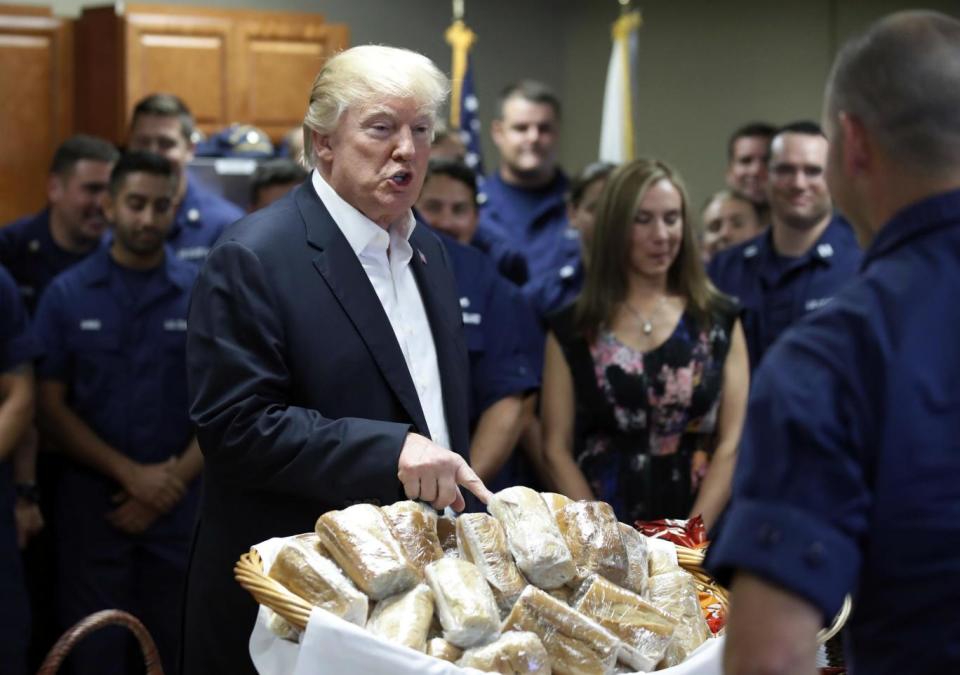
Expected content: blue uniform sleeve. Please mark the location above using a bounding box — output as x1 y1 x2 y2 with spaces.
32 281 70 381
0 265 41 371
705 299 876 623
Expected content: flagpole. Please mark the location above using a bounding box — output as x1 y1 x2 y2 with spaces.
446 2 476 129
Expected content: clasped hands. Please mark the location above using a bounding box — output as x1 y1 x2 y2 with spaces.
397 433 493 512
108 456 186 534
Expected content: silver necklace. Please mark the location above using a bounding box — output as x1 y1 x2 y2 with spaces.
624 296 667 335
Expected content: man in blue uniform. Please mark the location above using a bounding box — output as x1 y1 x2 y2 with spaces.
708 121 862 369
127 94 244 264
0 135 118 312
0 265 41 675
478 80 579 290
416 159 544 489
33 152 202 675
707 11 960 674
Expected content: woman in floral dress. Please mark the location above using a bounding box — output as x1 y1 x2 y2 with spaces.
541 159 749 528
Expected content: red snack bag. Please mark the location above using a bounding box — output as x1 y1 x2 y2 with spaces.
634 515 708 549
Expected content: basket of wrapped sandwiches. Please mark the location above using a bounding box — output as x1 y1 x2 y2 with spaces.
235 487 848 674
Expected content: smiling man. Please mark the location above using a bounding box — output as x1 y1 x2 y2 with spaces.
182 45 489 675
708 121 862 369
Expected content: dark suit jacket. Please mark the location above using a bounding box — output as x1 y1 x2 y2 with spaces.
179 181 470 674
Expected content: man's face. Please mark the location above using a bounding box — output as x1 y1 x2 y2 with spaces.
726 135 770 205
48 159 114 244
767 132 832 231
315 97 433 227
128 114 193 180
105 172 176 258
491 97 559 181
701 194 763 261
416 174 478 244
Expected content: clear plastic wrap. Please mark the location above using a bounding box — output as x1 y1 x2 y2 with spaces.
541 492 574 516
647 570 711 668
426 637 464 663
646 536 680 577
457 630 551 674
456 513 528 615
365 583 435 652
437 514 460 558
502 585 621 675
572 574 677 672
555 502 628 586
267 540 369 626
381 500 444 575
617 524 650 599
488 486 576 590
264 607 301 642
424 557 501 648
315 503 419 600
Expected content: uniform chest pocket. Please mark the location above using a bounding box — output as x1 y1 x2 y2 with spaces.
464 322 485 357
71 331 123 402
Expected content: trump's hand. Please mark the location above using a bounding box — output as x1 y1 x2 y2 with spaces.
398 433 493 512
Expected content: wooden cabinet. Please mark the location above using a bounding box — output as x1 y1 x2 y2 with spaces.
75 3 349 145
0 4 72 223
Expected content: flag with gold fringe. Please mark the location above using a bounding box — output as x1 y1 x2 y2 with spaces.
599 9 642 163
446 13 484 174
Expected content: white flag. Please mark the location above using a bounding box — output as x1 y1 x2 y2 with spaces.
599 11 642 163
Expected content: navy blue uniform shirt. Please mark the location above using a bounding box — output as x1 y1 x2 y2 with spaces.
168 180 244 265
708 214 861 369
525 250 583 321
478 171 580 289
33 246 197 469
0 209 103 313
0 264 42 370
706 189 960 674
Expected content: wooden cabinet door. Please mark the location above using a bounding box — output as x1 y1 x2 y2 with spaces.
232 17 348 140
125 10 232 138
0 7 71 223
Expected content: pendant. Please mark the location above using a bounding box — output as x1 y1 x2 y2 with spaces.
642 320 653 335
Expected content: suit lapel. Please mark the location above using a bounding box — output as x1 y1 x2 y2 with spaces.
295 185 429 435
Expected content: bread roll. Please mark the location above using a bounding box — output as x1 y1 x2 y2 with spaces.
555 502 628 586
617 524 650 598
502 585 621 675
572 574 677 671
427 637 463 663
541 492 573 516
381 500 444 574
366 584 434 652
646 536 680 577
267 539 368 625
457 631 551 674
488 486 575 589
456 513 527 614
648 570 711 667
425 557 501 648
315 503 418 600
437 514 460 557
264 607 300 642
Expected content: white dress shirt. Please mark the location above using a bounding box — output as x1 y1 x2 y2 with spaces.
312 170 451 450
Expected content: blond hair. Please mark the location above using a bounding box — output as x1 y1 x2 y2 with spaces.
302 45 449 168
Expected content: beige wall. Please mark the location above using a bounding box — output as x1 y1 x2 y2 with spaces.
35 0 960 208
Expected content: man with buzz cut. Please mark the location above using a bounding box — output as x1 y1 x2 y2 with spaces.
477 79 578 289
33 151 202 675
708 121 862 370
127 93 244 264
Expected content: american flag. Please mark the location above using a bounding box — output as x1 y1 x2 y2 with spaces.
458 54 485 176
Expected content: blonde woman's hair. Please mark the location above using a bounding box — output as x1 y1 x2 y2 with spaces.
302 45 450 168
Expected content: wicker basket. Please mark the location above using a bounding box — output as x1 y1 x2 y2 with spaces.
37 609 164 675
674 544 852 644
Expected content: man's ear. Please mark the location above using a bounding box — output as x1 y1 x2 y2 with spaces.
101 191 116 224
839 112 870 176
47 174 64 204
313 129 334 165
490 118 504 147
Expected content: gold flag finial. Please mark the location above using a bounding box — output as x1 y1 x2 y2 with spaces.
446 10 476 128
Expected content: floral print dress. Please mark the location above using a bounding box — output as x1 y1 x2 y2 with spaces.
550 301 736 522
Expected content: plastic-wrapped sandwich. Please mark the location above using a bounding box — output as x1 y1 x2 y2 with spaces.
425 557 501 648
555 502 628 586
381 500 444 575
572 574 677 672
456 513 527 614
502 585 621 675
437 514 460 557
427 637 464 662
457 631 551 674
366 583 434 652
488 486 576 589
617 524 650 598
267 538 369 626
315 503 419 600
648 570 711 668
646 536 681 577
